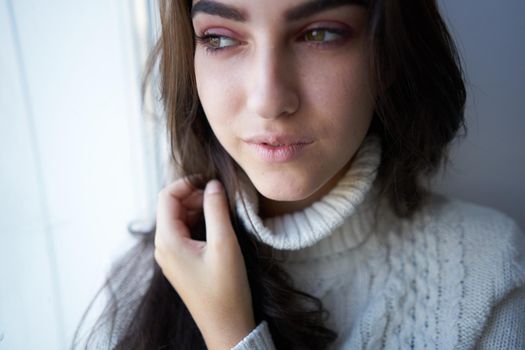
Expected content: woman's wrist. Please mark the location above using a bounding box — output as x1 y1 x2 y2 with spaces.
202 317 257 350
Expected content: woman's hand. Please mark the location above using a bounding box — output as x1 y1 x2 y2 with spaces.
154 178 256 350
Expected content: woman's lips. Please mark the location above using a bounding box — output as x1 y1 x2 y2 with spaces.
245 140 313 163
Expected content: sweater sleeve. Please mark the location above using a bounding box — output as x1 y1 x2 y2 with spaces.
230 321 276 350
476 219 525 349
476 286 525 349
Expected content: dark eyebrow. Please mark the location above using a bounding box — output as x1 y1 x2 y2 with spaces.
190 0 367 23
191 1 246 22
285 0 368 21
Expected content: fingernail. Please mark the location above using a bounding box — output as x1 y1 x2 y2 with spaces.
205 180 223 194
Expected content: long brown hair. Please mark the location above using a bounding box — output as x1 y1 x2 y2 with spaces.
73 0 466 348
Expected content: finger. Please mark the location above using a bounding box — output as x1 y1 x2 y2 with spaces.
159 177 203 222
181 190 204 227
154 218 191 253
156 178 199 243
182 189 204 210
203 180 235 247
162 177 200 205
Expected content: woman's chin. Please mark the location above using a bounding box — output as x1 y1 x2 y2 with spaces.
251 179 318 202
251 179 330 217
259 190 308 202
245 166 348 214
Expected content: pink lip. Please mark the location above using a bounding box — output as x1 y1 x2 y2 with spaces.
243 134 314 163
244 134 314 145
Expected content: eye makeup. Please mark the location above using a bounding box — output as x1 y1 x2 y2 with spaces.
195 25 354 55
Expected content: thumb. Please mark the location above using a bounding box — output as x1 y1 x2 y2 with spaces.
203 180 235 247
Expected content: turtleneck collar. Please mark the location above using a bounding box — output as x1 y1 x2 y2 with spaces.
235 135 382 259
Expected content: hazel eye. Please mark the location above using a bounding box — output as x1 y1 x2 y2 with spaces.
195 33 240 53
206 35 238 49
303 28 347 43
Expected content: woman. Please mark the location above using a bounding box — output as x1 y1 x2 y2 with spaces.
75 0 525 349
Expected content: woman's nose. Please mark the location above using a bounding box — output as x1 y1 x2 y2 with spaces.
245 47 300 120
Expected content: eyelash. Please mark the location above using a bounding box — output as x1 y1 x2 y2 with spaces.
194 27 351 55
194 34 238 54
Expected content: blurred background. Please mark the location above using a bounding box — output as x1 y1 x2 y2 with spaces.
0 0 523 349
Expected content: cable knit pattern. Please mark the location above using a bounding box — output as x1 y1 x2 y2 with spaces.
231 136 525 350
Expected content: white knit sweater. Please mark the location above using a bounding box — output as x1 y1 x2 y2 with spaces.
231 137 525 350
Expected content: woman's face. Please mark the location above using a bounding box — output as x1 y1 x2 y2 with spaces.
192 0 374 215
